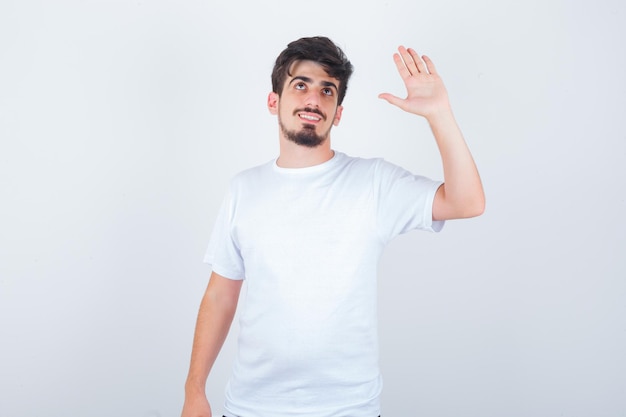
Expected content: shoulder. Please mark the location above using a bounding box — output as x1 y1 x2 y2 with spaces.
335 151 385 173
341 152 409 179
230 159 274 185
331 152 420 188
216 160 275 204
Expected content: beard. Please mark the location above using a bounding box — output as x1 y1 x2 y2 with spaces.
278 107 332 148
279 121 328 148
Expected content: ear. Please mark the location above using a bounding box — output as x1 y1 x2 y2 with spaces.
333 105 343 126
267 92 279 115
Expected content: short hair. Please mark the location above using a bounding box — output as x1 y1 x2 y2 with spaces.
271 36 354 105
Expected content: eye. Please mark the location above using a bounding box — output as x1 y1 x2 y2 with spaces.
322 88 334 96
295 82 306 90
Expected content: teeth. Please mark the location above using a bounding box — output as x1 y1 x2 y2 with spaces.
300 114 320 121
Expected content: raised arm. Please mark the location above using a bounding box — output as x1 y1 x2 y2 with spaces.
379 46 485 220
181 272 243 417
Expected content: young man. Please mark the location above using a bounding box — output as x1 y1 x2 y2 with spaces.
182 36 485 417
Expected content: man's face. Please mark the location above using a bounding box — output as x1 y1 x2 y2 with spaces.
268 60 343 148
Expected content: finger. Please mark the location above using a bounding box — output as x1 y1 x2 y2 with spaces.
407 47 427 74
392 52 412 80
378 92 405 109
422 55 437 75
398 45 419 75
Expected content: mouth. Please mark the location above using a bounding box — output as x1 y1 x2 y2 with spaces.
298 113 322 122
295 107 325 123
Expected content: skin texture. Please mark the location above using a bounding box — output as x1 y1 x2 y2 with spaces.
181 46 484 417
378 46 485 220
267 60 343 168
182 272 242 417
274 61 342 148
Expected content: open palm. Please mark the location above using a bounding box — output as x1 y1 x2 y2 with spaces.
379 46 451 118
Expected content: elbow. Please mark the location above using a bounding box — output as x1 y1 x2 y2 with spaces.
466 194 486 218
455 193 485 219
472 201 486 218
435 197 485 221
434 186 485 220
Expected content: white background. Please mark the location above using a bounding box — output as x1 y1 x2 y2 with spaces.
1 0 625 416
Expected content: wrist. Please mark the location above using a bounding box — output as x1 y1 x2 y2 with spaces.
184 379 207 397
425 106 455 125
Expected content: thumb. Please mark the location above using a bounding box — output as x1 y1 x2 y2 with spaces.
378 93 404 108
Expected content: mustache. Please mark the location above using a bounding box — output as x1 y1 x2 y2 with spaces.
293 107 327 121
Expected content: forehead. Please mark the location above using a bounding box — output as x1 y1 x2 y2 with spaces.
287 60 339 84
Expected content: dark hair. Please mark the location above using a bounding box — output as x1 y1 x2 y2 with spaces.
271 36 354 105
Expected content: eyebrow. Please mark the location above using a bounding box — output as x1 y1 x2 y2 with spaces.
289 76 338 91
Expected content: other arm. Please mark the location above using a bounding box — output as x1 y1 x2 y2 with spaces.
181 271 243 417
379 46 485 220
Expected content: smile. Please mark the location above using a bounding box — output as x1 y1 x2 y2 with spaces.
298 113 322 122
294 107 326 123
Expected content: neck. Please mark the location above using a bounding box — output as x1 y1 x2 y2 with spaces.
276 136 334 168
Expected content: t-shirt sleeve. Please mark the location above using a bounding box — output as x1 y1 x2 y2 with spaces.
374 158 444 243
203 191 246 280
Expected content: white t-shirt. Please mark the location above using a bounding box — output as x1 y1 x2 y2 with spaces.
205 151 443 417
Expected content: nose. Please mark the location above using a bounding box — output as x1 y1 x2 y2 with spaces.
304 90 320 107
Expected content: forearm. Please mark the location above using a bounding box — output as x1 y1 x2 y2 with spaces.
427 109 485 219
184 274 241 396
377 47 485 219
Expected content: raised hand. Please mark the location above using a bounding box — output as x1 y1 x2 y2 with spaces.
378 46 451 119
